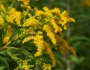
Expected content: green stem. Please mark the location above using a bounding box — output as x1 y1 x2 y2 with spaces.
66 0 71 70
0 33 18 50
0 41 11 50
10 0 16 7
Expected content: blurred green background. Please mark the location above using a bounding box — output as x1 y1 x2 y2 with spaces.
1 0 90 70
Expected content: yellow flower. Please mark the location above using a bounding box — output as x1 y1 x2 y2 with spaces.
14 60 34 70
22 36 34 44
59 10 75 29
43 63 52 70
50 19 62 33
15 11 22 26
5 7 21 26
61 11 75 23
18 0 30 6
5 7 16 23
70 17 75 22
35 7 53 19
43 25 56 45
23 17 38 27
23 0 30 6
55 34 76 56
26 6 32 11
21 60 32 70
34 34 43 57
0 4 5 12
34 7 38 12
43 6 49 11
43 41 56 67
3 25 13 44
51 7 61 16
3 36 10 44
5 15 14 23
35 10 45 17
0 16 4 24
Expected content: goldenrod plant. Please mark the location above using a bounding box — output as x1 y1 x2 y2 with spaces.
0 0 75 70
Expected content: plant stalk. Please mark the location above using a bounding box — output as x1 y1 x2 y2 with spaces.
66 0 71 70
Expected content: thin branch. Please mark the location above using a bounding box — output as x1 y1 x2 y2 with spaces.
66 0 71 70
0 41 11 50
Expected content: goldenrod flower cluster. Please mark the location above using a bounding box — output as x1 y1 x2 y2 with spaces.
34 34 43 57
23 17 39 27
3 25 13 44
43 41 56 67
18 0 31 11
6 48 34 70
0 16 4 25
55 34 76 56
0 4 5 12
0 0 76 69
42 63 52 70
18 0 30 6
5 7 21 26
0 4 5 25
43 25 56 45
14 60 34 70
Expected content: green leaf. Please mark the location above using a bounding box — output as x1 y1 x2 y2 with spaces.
70 56 85 65
21 49 34 59
73 41 82 47
70 55 79 64
56 59 63 67
54 52 67 63
0 0 11 3
74 15 90 19
9 27 19 41
70 36 90 42
0 56 10 70
0 66 6 70
78 57 85 63
5 46 21 51
0 27 3 48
